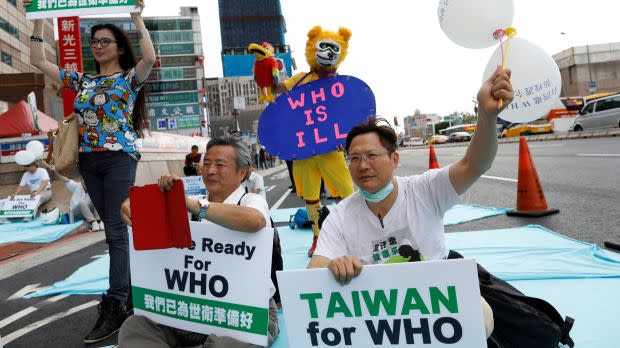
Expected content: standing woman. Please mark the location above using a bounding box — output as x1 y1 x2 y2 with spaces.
24 0 155 343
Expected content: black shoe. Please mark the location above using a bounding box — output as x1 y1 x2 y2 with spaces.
83 294 129 344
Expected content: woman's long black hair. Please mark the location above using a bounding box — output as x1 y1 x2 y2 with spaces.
91 23 148 138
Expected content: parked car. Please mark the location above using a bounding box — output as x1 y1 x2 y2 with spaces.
425 135 449 145
448 132 472 142
572 94 620 131
501 120 553 138
403 137 424 147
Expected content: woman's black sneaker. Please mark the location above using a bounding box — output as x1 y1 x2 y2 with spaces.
83 294 129 344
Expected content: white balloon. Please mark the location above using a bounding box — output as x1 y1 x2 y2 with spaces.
15 150 36 166
26 140 45 158
482 37 562 124
438 0 514 49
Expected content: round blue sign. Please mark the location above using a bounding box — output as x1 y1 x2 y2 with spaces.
258 75 376 160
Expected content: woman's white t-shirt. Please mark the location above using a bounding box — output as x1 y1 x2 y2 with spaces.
314 166 464 264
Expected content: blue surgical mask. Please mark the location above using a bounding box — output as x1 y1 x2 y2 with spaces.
359 180 394 203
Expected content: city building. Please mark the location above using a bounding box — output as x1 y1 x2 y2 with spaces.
403 110 441 138
0 0 61 116
204 76 267 137
80 7 205 135
218 0 294 77
553 42 620 97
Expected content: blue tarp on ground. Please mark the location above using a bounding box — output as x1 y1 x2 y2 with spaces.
270 204 508 225
0 218 84 244
25 224 620 347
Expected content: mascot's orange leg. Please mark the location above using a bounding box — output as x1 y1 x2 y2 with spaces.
258 88 267 103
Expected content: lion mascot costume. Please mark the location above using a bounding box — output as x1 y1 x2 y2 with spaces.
279 26 355 256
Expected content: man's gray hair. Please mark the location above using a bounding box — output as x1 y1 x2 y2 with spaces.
206 135 252 173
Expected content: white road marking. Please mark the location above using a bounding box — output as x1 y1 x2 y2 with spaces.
265 185 276 192
0 294 69 329
2 300 98 344
272 188 292 210
481 175 518 183
90 253 107 259
7 283 44 301
576 153 620 157
269 171 289 180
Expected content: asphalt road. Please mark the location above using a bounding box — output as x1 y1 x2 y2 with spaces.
0 137 618 347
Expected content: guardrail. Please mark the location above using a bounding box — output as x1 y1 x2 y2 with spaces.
402 128 620 149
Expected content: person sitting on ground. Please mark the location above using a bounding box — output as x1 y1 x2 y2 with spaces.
40 162 103 231
118 135 279 347
183 145 202 176
307 66 514 339
243 167 266 199
10 160 52 221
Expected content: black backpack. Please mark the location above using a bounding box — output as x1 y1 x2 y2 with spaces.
447 251 575 348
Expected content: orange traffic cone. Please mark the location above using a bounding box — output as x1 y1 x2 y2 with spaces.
429 145 440 169
507 138 559 217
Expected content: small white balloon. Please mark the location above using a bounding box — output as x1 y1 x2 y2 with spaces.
26 140 45 158
15 150 36 166
438 0 514 49
483 37 562 124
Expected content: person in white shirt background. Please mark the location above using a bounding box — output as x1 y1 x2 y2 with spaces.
10 161 52 220
39 162 103 231
243 168 266 199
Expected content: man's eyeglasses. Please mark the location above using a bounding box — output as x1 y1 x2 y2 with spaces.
345 151 391 166
90 38 117 48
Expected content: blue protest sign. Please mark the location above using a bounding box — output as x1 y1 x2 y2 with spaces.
258 75 375 160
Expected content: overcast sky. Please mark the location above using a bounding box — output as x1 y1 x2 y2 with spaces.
136 0 619 120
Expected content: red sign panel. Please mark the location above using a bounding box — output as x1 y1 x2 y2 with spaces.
57 16 83 118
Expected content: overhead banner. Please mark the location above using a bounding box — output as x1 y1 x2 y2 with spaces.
276 259 486 348
26 0 139 20
0 196 41 218
258 75 375 160
129 222 274 346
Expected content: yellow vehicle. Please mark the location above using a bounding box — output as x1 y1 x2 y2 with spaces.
501 120 553 138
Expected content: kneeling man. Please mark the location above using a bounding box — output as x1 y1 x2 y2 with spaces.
308 67 514 338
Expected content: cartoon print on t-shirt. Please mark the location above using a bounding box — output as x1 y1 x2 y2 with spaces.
385 243 423 264
123 131 135 147
62 71 78 91
90 90 109 108
102 117 123 151
62 69 141 154
86 128 99 147
82 109 99 127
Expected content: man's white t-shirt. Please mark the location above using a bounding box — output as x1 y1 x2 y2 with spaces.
65 180 90 210
19 168 51 192
315 166 464 264
242 172 266 199
196 186 275 297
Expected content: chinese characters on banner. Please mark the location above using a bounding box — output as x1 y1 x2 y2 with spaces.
57 16 83 117
26 1 139 20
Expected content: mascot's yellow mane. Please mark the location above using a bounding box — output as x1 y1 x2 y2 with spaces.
305 25 352 73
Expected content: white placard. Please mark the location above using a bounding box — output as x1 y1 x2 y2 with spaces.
181 176 207 196
0 195 41 218
129 221 273 346
277 259 486 347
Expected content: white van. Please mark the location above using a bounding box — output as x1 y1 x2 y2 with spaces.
572 94 620 131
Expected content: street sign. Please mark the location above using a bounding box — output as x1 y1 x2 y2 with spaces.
588 81 597 93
